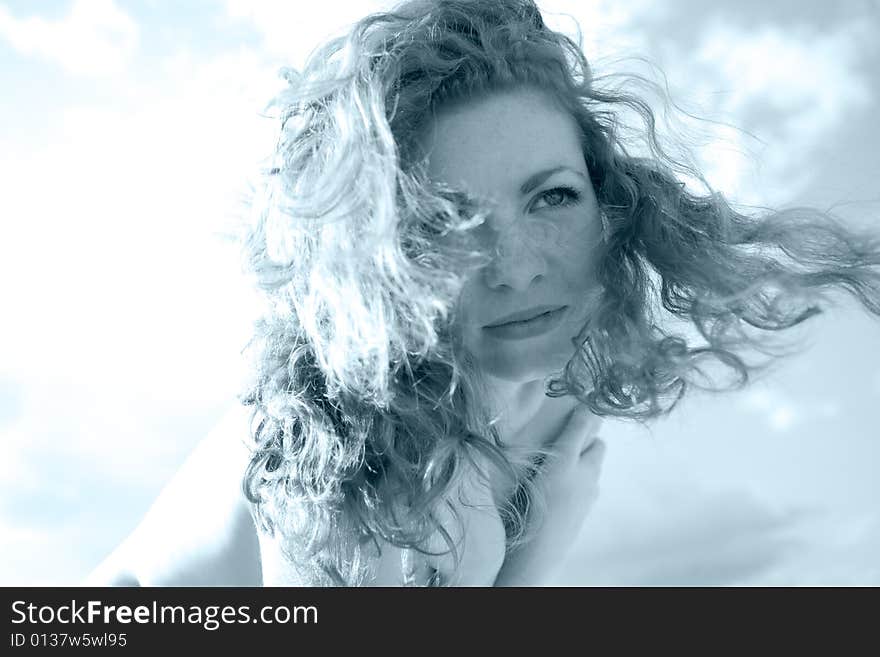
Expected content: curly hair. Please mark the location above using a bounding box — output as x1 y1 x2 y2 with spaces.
235 0 880 585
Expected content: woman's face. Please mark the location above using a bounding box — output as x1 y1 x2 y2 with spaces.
421 87 604 382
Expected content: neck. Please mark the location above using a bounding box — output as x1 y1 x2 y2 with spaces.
482 373 581 453
484 376 548 439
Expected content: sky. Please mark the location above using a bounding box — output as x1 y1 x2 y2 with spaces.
0 0 878 585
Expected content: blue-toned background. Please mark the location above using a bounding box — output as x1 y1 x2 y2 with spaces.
1 0 878 584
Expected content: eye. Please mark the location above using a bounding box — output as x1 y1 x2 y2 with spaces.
531 186 581 211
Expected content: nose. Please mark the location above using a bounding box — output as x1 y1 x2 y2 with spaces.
482 221 548 291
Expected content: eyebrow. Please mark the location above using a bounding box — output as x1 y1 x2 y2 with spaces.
519 166 588 195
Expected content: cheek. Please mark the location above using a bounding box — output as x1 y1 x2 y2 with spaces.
550 215 602 285
456 276 481 320
454 278 489 352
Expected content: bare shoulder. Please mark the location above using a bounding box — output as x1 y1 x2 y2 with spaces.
85 403 262 586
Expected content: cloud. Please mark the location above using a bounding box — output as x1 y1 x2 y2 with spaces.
558 416 880 585
566 470 880 586
0 0 138 76
0 376 23 427
739 388 802 433
0 41 276 584
737 385 845 434
0 380 227 585
565 480 809 585
755 513 880 585
537 0 655 62
0 513 137 586
223 0 653 71
686 20 874 204
224 0 390 68
0 45 273 407
549 1 878 208
697 21 873 133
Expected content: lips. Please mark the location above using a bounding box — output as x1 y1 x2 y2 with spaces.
484 304 568 328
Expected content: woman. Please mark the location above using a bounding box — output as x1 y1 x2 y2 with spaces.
87 0 880 586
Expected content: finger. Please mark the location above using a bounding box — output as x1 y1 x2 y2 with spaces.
555 406 601 457
578 412 603 452
579 432 603 457
578 437 606 464
577 439 605 503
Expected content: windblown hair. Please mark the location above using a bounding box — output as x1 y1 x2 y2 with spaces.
237 0 880 585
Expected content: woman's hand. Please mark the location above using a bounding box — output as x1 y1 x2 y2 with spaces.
493 406 605 586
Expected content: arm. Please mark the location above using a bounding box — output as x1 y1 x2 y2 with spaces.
83 404 262 586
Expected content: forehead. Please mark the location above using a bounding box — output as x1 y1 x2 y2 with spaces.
420 88 586 194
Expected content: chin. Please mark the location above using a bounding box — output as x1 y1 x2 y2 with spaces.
473 343 571 383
